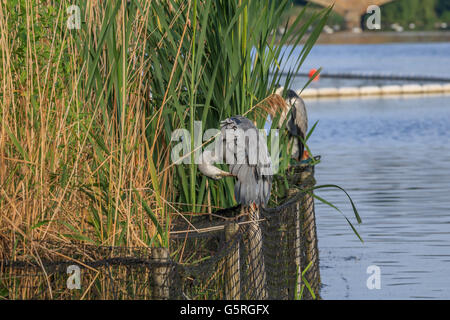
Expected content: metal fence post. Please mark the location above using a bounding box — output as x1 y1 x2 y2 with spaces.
225 222 240 300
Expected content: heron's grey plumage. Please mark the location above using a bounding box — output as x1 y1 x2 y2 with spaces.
196 115 270 299
197 115 273 206
220 116 273 206
219 116 270 299
276 88 308 160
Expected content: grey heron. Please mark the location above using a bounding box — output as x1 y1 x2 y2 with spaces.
198 115 271 299
276 87 309 161
198 115 273 206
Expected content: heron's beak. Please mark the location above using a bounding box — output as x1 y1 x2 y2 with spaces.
301 150 310 161
221 171 236 178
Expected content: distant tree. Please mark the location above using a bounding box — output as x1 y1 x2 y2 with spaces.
436 0 450 22
292 0 308 5
436 0 450 16
381 0 437 29
290 0 448 30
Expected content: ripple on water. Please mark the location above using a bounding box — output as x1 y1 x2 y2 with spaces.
308 93 450 299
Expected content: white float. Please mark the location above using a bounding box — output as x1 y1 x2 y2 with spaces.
401 84 423 94
360 86 381 95
380 85 402 95
299 88 318 97
338 87 360 96
317 87 339 97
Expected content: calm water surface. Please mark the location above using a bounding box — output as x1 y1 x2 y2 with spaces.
288 42 450 88
293 43 450 299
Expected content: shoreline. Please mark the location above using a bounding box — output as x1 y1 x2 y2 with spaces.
308 31 450 45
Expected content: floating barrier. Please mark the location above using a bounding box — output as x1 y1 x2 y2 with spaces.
281 71 450 83
300 83 450 99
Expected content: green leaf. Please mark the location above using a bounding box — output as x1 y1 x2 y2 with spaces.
304 184 364 243
30 220 50 230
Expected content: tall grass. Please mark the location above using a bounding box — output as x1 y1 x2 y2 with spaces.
0 0 330 257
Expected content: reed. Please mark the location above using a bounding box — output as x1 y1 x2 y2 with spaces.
0 0 330 257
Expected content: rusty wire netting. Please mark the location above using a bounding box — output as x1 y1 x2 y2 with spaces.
0 164 320 300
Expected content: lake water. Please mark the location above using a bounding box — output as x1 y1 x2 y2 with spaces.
291 42 450 299
289 42 450 88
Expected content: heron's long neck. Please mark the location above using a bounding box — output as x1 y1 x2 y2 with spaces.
202 150 219 164
198 150 232 179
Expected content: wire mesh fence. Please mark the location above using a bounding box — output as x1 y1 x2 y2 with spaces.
0 164 320 300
